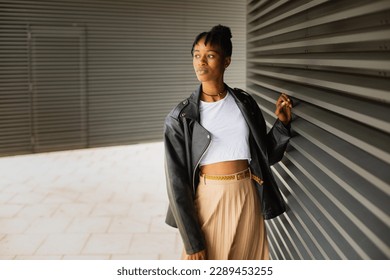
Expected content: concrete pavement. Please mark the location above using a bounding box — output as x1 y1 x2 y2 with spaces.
0 142 182 259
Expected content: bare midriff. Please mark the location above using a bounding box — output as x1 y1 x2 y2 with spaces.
200 159 249 175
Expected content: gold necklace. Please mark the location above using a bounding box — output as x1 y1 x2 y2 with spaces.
202 88 226 97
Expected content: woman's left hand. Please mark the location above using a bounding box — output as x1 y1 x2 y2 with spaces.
275 93 292 125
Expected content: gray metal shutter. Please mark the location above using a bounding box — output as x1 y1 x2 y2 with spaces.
247 0 390 259
0 0 245 155
0 13 31 156
30 25 87 152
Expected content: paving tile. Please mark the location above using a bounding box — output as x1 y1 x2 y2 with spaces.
3 184 34 194
129 202 168 220
142 192 168 203
17 204 59 218
77 190 113 203
41 191 80 204
0 192 15 203
8 192 45 204
52 203 94 218
0 218 31 234
108 217 149 234
14 255 62 260
90 203 131 217
0 255 15 260
82 233 132 255
66 217 111 233
36 233 89 255
0 142 180 259
0 205 23 218
111 254 159 260
159 252 181 260
62 254 110 260
55 183 97 194
148 216 177 233
109 191 144 204
0 234 46 255
128 233 177 255
25 217 72 234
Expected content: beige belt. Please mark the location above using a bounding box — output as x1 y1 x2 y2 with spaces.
200 168 263 185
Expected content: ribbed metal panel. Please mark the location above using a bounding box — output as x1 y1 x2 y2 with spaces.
247 0 390 259
30 25 87 152
0 15 31 155
0 0 245 155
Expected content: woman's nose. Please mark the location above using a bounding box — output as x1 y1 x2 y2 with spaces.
199 55 207 65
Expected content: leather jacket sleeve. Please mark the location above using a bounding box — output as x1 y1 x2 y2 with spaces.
266 119 291 165
163 114 206 255
247 92 291 165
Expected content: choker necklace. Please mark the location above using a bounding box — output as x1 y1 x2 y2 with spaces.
202 88 226 97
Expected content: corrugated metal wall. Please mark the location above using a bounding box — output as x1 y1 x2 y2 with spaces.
247 0 390 259
0 0 245 156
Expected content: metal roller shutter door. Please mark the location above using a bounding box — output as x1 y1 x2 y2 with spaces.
0 0 245 155
29 25 87 152
247 0 390 259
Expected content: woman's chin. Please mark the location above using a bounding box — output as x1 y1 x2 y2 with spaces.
196 75 211 83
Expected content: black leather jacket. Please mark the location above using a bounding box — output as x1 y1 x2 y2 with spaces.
164 85 291 255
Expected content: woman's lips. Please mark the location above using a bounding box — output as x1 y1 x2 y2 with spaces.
196 68 208 74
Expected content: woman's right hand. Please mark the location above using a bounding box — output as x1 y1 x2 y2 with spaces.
184 249 207 260
275 93 292 125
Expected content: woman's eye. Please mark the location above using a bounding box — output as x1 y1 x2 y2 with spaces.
194 54 200 59
208 54 214 58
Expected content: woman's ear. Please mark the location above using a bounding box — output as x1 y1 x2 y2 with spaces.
224 57 231 69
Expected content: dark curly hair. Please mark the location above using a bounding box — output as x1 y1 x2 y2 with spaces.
191 25 233 58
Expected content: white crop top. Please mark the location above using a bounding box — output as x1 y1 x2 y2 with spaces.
199 91 251 166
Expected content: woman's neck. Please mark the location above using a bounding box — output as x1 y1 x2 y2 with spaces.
201 82 226 102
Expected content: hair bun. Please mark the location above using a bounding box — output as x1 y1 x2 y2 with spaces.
191 24 233 57
210 25 232 39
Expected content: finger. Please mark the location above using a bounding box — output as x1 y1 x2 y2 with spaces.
278 101 287 110
283 100 292 109
277 96 288 107
284 104 292 117
276 102 292 118
279 93 291 105
276 94 293 117
275 100 285 114
282 95 291 104
281 102 292 114
279 98 292 109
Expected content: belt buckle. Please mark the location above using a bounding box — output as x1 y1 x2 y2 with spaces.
236 170 245 180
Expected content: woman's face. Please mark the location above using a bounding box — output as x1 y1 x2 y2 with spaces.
192 37 230 83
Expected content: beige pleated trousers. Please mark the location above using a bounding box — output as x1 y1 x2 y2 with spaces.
183 170 269 260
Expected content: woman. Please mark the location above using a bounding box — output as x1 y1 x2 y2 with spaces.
164 25 292 260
